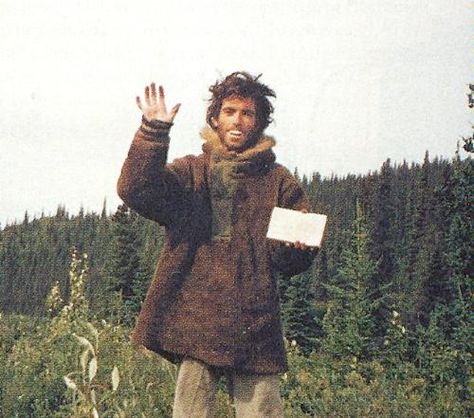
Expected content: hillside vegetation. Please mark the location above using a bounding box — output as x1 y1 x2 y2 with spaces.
0 150 471 416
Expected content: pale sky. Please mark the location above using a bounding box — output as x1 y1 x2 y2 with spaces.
1 0 472 226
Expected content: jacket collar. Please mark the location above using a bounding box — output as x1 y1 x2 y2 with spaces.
200 126 276 165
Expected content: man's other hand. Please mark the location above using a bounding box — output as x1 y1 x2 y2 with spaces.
284 241 318 252
136 83 181 124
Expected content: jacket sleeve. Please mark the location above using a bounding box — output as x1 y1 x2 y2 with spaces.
269 170 317 277
117 117 188 227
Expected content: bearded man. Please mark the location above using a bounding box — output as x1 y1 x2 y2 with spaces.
117 72 317 418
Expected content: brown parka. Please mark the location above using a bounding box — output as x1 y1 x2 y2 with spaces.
117 118 316 374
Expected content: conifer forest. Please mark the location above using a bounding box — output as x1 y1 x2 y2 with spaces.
0 140 472 416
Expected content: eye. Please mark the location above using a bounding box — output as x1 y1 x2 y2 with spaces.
243 110 255 117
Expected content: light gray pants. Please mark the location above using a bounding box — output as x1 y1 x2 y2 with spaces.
172 357 284 418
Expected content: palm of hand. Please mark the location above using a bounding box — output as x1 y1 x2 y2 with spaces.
136 83 180 124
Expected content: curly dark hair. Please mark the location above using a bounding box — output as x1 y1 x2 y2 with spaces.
206 71 276 134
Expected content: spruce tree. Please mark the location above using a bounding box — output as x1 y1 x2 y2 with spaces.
321 201 380 360
370 159 395 334
443 147 473 395
105 204 141 300
281 268 321 354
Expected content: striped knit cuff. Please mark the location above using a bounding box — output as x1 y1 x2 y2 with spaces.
140 116 173 142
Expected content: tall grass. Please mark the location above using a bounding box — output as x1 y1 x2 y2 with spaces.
0 249 468 417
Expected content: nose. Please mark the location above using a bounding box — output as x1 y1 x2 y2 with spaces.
231 112 243 126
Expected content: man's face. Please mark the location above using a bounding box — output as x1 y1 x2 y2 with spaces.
212 96 258 151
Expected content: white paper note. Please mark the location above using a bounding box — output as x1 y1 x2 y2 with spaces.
266 207 327 247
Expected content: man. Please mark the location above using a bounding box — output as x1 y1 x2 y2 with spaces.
117 72 316 417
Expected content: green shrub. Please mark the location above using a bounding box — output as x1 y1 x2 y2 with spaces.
0 248 469 416
282 340 468 417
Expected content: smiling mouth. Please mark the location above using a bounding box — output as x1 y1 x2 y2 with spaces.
229 131 243 139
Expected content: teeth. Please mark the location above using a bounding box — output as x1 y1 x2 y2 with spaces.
229 131 243 137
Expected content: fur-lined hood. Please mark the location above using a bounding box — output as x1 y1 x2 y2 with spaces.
200 126 276 163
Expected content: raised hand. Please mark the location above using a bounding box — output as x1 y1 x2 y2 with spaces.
136 82 181 124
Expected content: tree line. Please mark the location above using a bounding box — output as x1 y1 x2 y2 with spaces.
0 147 472 399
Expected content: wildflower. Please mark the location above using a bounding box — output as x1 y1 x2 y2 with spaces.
112 366 120 391
392 310 399 318
64 376 78 391
291 340 297 347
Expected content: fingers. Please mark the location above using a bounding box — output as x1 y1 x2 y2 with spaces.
170 103 181 120
136 83 181 122
284 240 317 252
158 85 167 111
150 82 157 104
144 86 151 106
136 96 143 110
295 241 307 251
137 83 157 108
285 241 306 249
